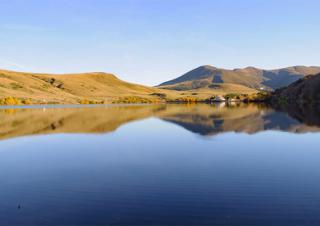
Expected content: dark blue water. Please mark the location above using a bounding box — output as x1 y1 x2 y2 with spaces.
0 104 319 225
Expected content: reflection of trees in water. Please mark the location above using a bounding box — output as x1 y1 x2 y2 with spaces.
273 103 320 127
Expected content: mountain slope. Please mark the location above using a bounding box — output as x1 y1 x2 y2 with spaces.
273 73 320 103
0 69 260 104
0 69 178 104
159 65 320 91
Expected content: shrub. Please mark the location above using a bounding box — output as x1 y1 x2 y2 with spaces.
113 96 156 104
79 99 90 104
0 97 21 105
224 93 242 100
79 99 104 104
21 99 32 105
171 96 201 103
246 92 271 102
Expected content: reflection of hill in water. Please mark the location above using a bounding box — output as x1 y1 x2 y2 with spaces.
160 104 265 135
273 104 320 129
0 105 164 140
0 103 319 140
158 104 320 135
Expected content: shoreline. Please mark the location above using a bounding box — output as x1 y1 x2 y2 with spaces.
0 101 268 110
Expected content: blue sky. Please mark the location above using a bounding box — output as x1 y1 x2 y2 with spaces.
0 0 319 85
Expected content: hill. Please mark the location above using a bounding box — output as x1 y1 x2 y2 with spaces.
0 69 260 104
273 73 320 104
158 65 320 91
0 69 180 104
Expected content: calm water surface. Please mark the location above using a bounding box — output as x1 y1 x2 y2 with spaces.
0 103 320 225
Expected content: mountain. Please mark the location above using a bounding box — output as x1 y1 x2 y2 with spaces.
158 65 320 91
0 69 259 104
0 69 179 104
3 66 318 105
273 73 320 104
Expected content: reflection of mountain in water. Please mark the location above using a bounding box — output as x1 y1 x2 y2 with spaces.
158 104 320 136
0 103 319 140
272 103 320 132
263 112 299 131
165 118 224 136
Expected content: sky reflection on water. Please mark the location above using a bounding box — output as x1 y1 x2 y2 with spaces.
0 104 319 225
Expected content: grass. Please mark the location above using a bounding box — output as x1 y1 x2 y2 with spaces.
0 69 260 105
10 83 23 90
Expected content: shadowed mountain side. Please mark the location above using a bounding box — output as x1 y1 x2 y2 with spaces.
159 65 320 91
273 73 320 104
0 104 319 141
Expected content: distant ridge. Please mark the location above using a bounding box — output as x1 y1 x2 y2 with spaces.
158 65 320 91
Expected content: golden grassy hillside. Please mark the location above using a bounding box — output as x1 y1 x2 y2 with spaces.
0 69 178 104
0 69 259 105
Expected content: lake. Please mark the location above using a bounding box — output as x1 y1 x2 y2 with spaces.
0 103 320 225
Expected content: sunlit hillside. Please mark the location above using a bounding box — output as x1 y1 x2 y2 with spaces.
0 69 258 104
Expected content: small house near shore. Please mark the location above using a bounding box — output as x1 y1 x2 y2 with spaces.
210 95 226 102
